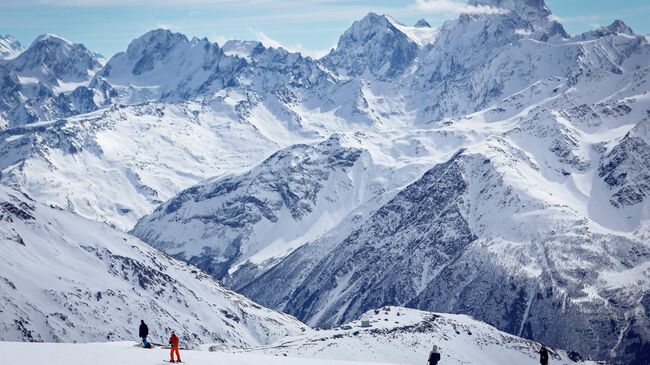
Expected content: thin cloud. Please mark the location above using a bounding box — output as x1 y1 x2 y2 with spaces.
153 23 181 31
413 0 507 15
254 30 284 49
211 34 231 47
253 30 331 58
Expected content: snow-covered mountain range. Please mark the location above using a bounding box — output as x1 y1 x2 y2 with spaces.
0 184 592 364
1 0 649 364
0 184 304 348
0 34 108 130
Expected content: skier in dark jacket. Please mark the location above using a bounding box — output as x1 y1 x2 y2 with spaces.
139 320 149 348
539 345 549 365
427 345 441 365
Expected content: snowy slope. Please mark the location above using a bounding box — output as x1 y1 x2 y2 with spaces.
0 308 598 365
0 342 400 365
0 185 305 348
0 98 284 231
131 134 422 284
245 307 596 365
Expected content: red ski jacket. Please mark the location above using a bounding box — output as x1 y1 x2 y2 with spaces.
169 334 179 348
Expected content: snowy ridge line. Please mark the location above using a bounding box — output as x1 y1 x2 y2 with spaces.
0 184 305 349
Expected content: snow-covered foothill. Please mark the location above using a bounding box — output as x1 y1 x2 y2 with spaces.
0 185 304 349
243 307 598 365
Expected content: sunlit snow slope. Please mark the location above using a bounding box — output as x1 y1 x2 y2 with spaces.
0 185 304 349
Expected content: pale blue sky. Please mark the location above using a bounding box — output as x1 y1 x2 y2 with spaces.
1 0 649 58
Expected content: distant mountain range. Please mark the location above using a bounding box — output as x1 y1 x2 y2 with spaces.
0 0 649 364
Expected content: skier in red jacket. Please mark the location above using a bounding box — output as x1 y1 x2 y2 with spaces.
168 331 181 363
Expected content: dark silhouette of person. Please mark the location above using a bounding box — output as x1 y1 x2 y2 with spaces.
138 320 149 348
539 345 549 365
428 344 441 365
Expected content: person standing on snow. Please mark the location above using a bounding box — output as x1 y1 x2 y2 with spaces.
427 344 441 365
169 331 182 363
138 320 149 348
539 345 549 365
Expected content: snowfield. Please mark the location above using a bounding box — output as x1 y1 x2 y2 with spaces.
0 185 304 349
0 340 596 365
0 342 402 365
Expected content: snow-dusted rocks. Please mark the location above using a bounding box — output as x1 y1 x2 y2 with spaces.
239 141 650 363
599 116 650 210
132 134 407 283
0 34 104 129
98 29 329 104
468 0 567 39
221 40 262 61
0 35 23 59
97 29 245 102
0 185 304 348
8 34 102 88
322 13 419 79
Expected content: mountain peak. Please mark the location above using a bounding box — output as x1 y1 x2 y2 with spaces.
324 12 418 78
121 29 197 76
32 33 72 45
127 28 189 52
8 33 101 84
468 0 549 13
361 12 389 22
579 19 636 40
607 20 634 35
222 39 262 60
467 0 568 38
0 34 22 59
414 19 431 28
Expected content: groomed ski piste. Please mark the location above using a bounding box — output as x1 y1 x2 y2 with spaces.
0 342 397 365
